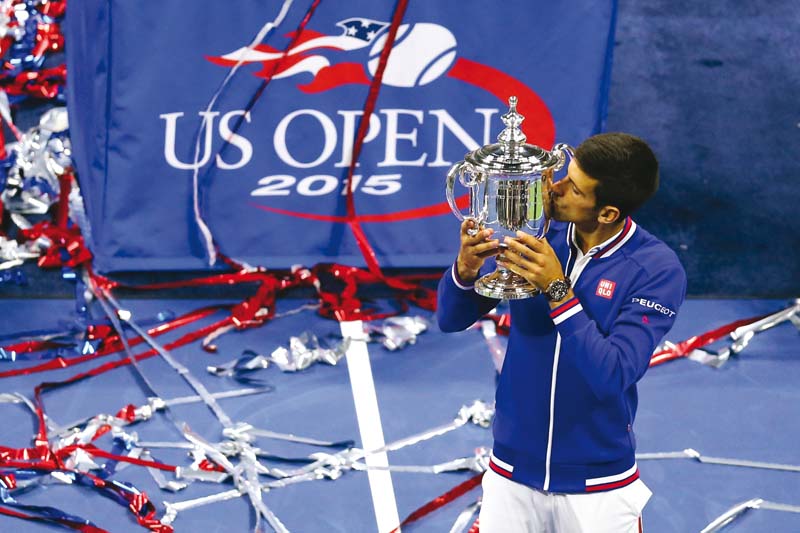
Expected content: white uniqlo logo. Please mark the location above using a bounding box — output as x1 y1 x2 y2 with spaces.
596 279 616 299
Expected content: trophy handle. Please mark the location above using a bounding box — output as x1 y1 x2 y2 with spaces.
551 143 575 172
446 161 483 234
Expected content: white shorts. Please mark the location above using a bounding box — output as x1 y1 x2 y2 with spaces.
478 467 651 533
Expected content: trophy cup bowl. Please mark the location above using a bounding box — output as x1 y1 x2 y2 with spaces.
446 96 574 300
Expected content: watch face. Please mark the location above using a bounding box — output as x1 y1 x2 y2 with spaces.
547 279 570 301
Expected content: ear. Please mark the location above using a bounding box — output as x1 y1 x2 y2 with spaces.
596 205 621 225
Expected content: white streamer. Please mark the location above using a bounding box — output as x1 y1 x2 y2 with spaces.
183 425 289 533
449 499 481 533
102 290 236 428
93 282 294 532
191 0 295 265
349 449 489 475
162 400 494 522
636 448 800 473
701 498 800 533
688 300 800 367
275 400 494 480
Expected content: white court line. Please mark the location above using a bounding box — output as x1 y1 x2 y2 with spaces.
341 320 401 533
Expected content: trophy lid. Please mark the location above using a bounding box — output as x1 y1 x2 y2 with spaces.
464 96 559 175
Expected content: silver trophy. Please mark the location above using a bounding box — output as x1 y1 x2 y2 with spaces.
446 96 574 299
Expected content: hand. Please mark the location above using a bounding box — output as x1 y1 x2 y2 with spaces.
456 218 500 283
497 231 566 292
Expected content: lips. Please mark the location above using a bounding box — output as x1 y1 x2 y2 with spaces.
546 194 558 217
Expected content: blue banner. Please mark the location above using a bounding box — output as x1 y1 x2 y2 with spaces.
66 0 617 272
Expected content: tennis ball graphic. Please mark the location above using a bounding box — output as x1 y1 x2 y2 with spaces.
368 23 458 87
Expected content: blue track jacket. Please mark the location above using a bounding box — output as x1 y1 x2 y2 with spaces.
437 218 687 493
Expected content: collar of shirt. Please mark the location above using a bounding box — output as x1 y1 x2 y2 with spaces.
565 217 637 283
567 216 637 260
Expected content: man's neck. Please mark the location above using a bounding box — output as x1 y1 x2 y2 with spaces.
574 218 626 255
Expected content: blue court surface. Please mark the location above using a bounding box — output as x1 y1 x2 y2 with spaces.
0 296 797 532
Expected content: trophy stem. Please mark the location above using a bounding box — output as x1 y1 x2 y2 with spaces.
475 265 540 300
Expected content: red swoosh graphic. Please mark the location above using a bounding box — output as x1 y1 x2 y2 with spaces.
251 194 469 223
205 30 329 67
447 57 555 148
299 62 371 93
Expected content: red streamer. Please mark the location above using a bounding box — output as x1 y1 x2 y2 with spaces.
37 0 67 19
483 313 512 336
55 170 74 229
2 65 67 100
388 473 483 533
343 0 409 278
649 313 770 366
56 445 177 473
312 263 436 321
18 220 92 269
0 505 108 533
31 22 65 60
0 305 223 378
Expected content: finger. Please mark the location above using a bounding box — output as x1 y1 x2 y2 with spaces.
461 218 477 236
462 217 490 237
471 238 499 252
496 257 531 281
502 237 545 264
477 248 502 259
497 257 545 290
520 233 554 257
532 235 552 252
500 246 539 272
513 231 546 250
465 228 494 246
502 237 529 254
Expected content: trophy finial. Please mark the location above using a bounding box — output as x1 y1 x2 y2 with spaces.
498 95 527 148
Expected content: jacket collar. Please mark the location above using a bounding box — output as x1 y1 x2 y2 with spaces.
566 216 637 260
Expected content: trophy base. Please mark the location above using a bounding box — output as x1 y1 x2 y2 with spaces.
475 269 540 300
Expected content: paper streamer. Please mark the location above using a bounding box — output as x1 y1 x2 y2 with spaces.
191 0 300 265
636 448 800 473
700 498 800 533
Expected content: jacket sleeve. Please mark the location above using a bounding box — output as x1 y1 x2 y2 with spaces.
436 263 501 332
550 261 687 400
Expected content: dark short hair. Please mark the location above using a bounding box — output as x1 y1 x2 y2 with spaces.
574 133 659 218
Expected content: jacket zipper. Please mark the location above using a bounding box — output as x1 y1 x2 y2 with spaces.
544 225 594 490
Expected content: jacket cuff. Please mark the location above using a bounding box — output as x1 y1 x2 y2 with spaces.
549 296 590 335
451 264 475 290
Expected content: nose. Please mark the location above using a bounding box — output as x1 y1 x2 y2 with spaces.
550 179 566 197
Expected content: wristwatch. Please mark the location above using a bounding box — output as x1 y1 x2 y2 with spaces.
544 277 571 302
